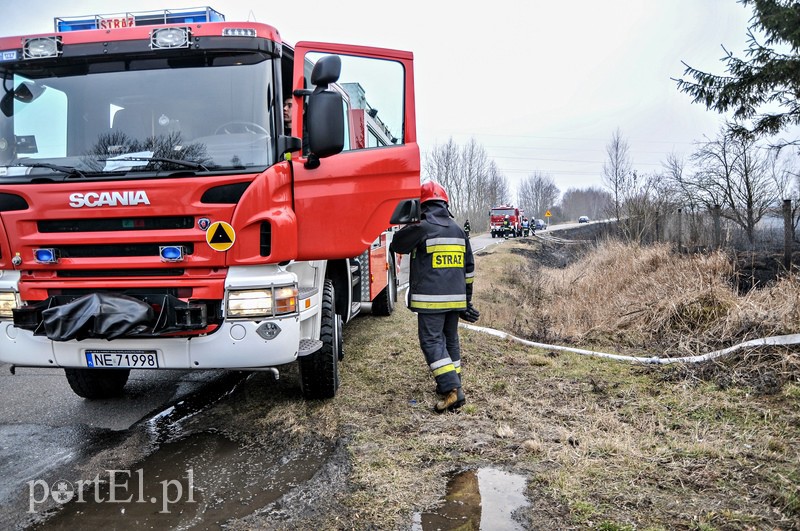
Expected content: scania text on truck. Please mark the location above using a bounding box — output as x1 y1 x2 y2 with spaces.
0 7 420 399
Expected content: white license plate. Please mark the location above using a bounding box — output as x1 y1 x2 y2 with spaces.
84 350 159 369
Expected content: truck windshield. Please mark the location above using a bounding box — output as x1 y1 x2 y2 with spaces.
0 54 274 177
492 209 516 217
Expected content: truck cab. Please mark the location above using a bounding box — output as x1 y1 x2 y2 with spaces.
0 8 419 399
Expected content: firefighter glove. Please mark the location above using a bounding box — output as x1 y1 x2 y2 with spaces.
460 303 480 323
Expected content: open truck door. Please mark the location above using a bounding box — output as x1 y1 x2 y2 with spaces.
290 42 420 261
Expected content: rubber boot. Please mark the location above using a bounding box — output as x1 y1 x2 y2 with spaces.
434 387 466 413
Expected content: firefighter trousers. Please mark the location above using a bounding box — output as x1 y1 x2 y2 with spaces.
417 311 462 394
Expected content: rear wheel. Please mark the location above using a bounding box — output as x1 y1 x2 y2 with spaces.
371 254 396 316
64 368 130 399
299 279 340 399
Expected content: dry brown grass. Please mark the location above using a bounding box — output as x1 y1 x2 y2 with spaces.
244 238 800 530
480 239 800 356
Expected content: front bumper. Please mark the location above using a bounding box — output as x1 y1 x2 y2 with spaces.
0 316 301 369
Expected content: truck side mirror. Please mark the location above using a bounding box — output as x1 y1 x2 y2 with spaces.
305 55 344 165
389 199 420 225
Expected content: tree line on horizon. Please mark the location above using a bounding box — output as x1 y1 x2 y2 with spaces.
423 0 800 242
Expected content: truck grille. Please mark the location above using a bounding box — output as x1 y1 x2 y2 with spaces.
57 269 185 277
51 243 194 258
38 216 195 232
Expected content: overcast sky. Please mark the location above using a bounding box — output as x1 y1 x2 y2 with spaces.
2 0 759 197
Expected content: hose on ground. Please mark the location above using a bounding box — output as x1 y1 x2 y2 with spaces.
458 323 800 365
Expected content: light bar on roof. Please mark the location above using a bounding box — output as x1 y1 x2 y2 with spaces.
54 7 225 32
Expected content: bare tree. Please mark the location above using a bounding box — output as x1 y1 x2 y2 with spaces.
459 138 490 222
423 137 509 231
621 170 673 243
661 152 707 244
602 128 632 221
691 125 777 244
517 171 559 219
424 138 460 202
767 149 800 233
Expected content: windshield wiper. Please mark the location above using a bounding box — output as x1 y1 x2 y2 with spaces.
14 161 87 179
102 157 210 172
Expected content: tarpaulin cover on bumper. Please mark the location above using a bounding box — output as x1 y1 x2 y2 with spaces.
41 293 155 341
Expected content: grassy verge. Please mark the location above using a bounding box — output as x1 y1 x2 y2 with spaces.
253 238 800 529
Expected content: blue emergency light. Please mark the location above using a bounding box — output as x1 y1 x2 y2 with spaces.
159 245 185 262
54 7 224 33
34 248 58 264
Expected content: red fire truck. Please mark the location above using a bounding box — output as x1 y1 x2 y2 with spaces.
0 7 420 399
489 205 522 238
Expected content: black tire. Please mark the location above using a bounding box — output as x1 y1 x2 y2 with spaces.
299 279 340 399
64 368 130 399
372 254 396 316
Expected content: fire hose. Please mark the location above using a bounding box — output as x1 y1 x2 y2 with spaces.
458 323 800 365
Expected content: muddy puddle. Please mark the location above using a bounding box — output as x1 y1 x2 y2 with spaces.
412 467 529 530
33 430 333 530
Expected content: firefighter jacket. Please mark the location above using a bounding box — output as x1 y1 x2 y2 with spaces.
390 201 475 313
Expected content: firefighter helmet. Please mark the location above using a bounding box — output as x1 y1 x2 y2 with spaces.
420 181 449 204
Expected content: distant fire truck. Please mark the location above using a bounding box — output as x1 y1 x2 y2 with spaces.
489 205 522 238
0 7 420 399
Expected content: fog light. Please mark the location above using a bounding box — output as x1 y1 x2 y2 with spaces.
34 248 58 264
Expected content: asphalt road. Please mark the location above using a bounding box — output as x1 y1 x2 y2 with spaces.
0 364 233 529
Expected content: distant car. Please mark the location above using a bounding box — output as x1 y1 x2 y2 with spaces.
578 216 590 223
534 218 547 230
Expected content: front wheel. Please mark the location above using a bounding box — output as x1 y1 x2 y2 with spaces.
299 279 340 399
64 368 130 399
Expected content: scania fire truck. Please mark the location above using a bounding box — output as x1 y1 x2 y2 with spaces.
489 205 522 238
0 7 420 399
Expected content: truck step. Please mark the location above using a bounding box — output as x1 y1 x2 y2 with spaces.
298 339 323 357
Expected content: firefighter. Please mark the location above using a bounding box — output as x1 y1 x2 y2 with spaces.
502 215 511 239
283 97 293 135
521 217 530 237
390 181 479 413
463 219 471 238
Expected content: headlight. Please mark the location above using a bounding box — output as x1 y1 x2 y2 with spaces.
227 286 298 318
0 292 19 319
